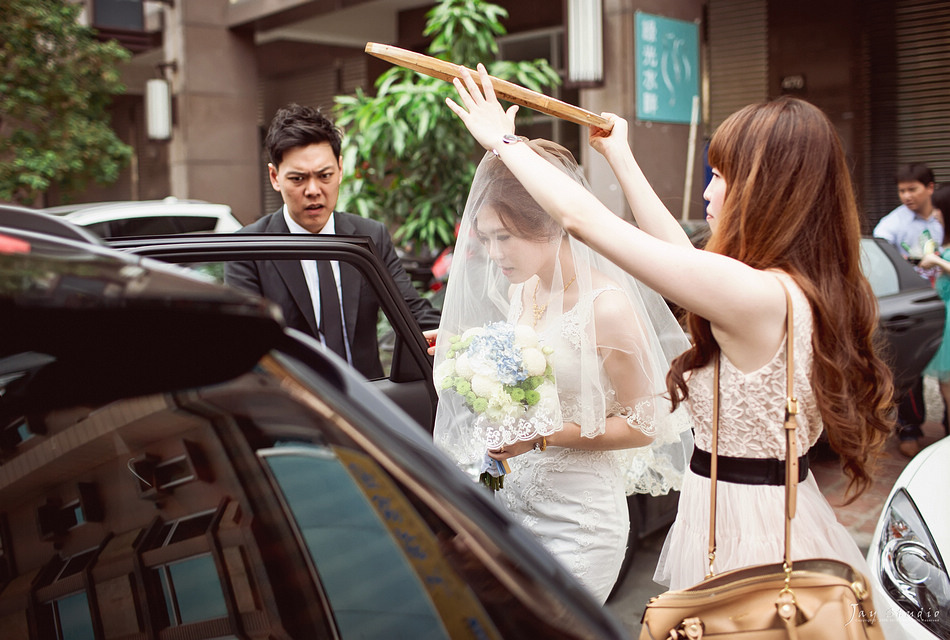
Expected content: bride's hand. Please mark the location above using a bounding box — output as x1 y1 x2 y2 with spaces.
446 63 519 153
488 436 544 460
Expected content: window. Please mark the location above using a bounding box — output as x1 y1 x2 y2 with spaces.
155 554 228 626
129 440 211 500
264 446 451 640
46 591 95 640
498 28 581 161
146 511 229 628
155 511 215 546
860 239 900 297
37 484 102 540
83 216 219 238
109 216 219 237
0 415 46 452
51 549 98 583
38 548 99 640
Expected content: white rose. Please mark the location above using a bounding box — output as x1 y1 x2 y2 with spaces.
454 353 474 378
433 359 455 385
522 347 548 376
471 373 502 399
513 324 539 348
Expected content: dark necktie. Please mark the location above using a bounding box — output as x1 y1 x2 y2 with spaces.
317 260 347 360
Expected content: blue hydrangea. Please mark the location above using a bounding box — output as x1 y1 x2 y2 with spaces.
466 322 527 385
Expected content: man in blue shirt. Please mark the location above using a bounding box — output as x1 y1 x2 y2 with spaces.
874 163 941 457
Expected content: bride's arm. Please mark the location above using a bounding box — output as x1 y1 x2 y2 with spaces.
550 290 656 450
487 291 655 460
588 115 692 247
446 64 787 368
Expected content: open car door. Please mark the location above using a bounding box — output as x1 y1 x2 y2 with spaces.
109 233 438 432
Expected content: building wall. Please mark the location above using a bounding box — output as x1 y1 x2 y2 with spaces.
582 0 708 221
82 0 949 233
164 1 261 224
768 0 871 220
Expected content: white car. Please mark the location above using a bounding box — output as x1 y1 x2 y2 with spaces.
41 197 242 238
865 435 950 639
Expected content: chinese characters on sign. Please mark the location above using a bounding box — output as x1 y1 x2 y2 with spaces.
635 12 700 124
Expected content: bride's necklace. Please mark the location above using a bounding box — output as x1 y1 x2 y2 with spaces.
532 274 577 326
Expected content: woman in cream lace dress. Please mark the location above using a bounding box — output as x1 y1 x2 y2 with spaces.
444 66 893 600
432 139 692 603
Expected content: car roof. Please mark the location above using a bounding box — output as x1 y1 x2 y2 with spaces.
0 224 286 417
0 203 103 244
42 197 223 216
41 197 240 228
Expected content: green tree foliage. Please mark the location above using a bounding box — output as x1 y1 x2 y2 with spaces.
0 0 133 205
335 0 560 252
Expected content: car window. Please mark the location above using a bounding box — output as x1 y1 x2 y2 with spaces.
82 220 113 238
106 216 219 237
263 446 453 639
860 238 900 297
0 360 595 639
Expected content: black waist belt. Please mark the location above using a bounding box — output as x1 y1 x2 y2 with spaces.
689 446 809 486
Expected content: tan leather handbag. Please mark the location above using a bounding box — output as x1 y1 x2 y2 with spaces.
639 284 884 640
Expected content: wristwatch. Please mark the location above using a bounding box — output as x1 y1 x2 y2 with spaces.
491 133 522 156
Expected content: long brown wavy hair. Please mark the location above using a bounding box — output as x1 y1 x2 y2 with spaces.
667 96 893 499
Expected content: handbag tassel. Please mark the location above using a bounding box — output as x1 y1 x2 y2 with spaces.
667 617 704 639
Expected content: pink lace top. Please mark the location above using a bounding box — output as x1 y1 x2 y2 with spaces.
686 274 823 459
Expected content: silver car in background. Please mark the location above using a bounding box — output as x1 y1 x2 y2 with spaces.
41 197 241 238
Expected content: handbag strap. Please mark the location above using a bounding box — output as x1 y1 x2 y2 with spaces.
706 279 798 578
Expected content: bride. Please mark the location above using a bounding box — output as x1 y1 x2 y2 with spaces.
432 138 693 603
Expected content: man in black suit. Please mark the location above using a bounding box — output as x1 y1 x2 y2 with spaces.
225 104 439 378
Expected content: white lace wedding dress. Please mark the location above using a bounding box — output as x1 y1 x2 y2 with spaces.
497 285 634 604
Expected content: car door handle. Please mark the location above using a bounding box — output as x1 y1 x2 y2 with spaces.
882 316 922 332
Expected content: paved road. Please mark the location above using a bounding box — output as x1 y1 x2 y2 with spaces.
604 526 669 636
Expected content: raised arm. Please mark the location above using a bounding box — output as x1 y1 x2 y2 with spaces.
446 64 786 370
589 115 692 247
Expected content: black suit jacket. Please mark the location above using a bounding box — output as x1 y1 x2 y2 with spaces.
224 209 440 379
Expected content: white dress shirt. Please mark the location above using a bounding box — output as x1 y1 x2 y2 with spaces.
282 207 353 363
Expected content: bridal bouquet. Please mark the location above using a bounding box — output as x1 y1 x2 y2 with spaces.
434 322 559 489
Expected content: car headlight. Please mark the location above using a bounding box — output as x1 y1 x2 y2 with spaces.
875 488 949 635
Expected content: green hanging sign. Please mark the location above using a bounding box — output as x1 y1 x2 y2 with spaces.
634 11 700 124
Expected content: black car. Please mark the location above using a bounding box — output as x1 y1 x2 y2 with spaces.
861 236 945 396
0 213 629 640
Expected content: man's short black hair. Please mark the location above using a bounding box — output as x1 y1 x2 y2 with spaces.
265 103 343 168
895 163 935 186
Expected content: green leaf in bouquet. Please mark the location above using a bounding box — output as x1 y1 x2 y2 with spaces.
507 387 526 402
